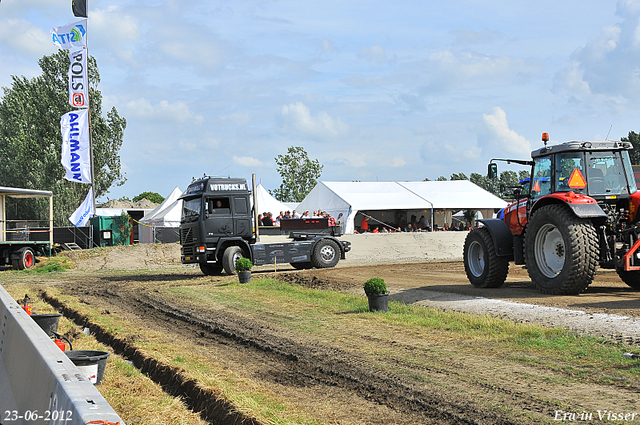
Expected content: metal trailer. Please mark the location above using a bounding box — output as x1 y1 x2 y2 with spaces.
0 186 53 269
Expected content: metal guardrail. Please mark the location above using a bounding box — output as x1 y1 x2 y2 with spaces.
0 285 125 425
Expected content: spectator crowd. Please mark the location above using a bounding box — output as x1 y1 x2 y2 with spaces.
258 210 337 227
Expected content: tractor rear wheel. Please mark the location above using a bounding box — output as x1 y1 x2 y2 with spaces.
463 227 509 288
524 204 598 295
616 270 640 290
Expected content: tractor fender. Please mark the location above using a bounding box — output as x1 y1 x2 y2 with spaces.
477 219 513 257
530 194 607 220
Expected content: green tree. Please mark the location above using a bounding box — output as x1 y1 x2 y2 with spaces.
0 50 126 226
450 172 468 181
621 131 640 164
470 172 496 194
436 176 447 181
271 146 323 202
133 191 164 204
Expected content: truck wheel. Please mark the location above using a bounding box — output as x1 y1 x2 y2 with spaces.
463 227 509 288
199 263 223 276
14 248 36 270
524 204 598 295
291 262 312 270
616 270 640 290
311 239 340 268
222 246 245 275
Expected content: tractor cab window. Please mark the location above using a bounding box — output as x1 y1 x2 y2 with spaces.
556 153 586 194
531 157 552 197
207 198 230 215
181 197 201 223
586 152 630 196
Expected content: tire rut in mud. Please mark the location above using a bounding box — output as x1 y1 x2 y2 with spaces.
73 284 522 425
40 290 260 425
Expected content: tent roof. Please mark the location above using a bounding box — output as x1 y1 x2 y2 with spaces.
399 181 508 209
314 181 507 211
140 187 183 225
255 184 289 215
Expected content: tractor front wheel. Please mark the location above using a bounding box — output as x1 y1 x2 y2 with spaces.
463 227 509 288
524 204 598 295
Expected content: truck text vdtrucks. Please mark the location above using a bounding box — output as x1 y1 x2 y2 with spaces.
464 133 640 295
179 175 351 274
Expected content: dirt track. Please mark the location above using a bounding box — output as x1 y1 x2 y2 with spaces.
34 245 640 424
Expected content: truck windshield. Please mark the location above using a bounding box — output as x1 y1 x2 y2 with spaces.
586 152 631 196
181 198 201 222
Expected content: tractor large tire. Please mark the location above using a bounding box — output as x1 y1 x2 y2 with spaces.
616 270 640 290
222 246 245 275
310 239 340 268
463 227 509 288
524 204 598 295
199 262 223 276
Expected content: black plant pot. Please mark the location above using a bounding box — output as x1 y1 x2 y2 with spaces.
238 271 252 283
367 292 389 312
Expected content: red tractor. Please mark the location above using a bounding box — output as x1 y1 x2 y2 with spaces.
464 133 640 294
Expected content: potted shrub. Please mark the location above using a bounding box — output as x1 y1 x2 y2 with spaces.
235 258 253 283
364 277 389 312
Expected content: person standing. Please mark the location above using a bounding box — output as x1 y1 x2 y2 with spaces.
360 215 370 233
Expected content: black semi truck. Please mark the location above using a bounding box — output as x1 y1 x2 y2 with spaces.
179 175 351 275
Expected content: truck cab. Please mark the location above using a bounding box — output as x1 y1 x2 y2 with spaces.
179 176 350 276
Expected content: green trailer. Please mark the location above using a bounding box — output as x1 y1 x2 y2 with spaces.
0 186 53 269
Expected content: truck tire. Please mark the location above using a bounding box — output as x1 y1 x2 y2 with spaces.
616 270 640 290
311 239 340 268
222 246 245 275
463 227 509 288
14 248 36 270
290 262 312 270
199 262 223 276
524 204 598 295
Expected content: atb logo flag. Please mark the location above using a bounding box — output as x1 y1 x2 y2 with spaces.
69 187 94 227
69 49 88 108
51 19 87 50
61 109 91 183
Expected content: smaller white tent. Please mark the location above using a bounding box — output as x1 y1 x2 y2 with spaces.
139 187 183 243
255 184 290 217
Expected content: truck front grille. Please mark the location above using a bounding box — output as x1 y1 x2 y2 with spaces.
181 227 194 244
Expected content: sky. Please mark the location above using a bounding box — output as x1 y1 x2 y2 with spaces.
2 0 640 202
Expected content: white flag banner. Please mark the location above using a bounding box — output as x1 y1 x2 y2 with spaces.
69 187 94 227
60 109 91 183
51 19 87 50
68 49 88 108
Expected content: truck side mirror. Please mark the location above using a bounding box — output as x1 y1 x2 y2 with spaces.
488 163 498 180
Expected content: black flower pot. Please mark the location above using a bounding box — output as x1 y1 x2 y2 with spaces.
238 271 252 283
367 292 389 312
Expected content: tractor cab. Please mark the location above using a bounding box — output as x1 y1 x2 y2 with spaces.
529 141 637 200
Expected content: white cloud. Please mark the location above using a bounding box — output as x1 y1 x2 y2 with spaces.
281 102 348 140
0 19 52 56
555 1 640 100
419 50 539 93
91 6 141 43
359 44 389 64
392 157 406 167
125 98 203 123
233 156 263 167
482 107 532 157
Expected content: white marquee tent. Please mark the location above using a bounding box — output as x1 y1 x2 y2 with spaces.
138 187 183 243
255 184 290 217
296 181 509 233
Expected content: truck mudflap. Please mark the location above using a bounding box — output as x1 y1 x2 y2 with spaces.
477 218 513 257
